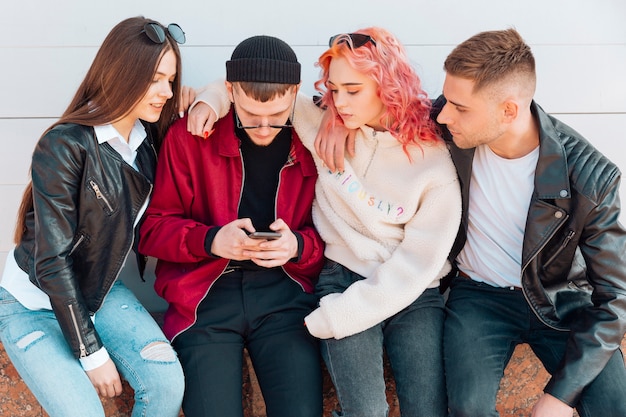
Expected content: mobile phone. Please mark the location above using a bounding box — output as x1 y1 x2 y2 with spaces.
249 231 282 240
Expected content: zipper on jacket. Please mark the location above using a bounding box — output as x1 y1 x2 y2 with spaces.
68 304 87 358
543 229 576 268
173 145 305 342
520 213 569 331
96 182 153 314
276 163 306 292
172 264 230 342
89 180 113 212
68 234 85 256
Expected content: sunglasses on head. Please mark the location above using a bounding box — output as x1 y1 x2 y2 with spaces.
143 23 186 45
328 33 376 49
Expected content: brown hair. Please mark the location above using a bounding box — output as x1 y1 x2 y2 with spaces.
14 16 183 243
235 81 296 102
444 28 536 93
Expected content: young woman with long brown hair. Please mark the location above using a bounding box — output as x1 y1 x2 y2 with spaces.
0 16 186 417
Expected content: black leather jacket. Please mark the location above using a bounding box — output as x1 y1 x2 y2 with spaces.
13 123 157 359
434 97 626 406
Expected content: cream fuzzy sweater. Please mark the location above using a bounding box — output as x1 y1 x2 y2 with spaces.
196 82 461 340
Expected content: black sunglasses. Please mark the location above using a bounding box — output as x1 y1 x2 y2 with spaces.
143 23 186 45
329 33 376 49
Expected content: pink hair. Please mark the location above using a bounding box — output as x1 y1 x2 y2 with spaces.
314 27 440 160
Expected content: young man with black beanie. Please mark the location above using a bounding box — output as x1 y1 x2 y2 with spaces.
139 35 324 417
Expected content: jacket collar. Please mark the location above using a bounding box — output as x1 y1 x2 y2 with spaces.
532 101 571 200
448 101 571 201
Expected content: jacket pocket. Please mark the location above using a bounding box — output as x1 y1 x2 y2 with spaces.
542 229 576 269
68 233 87 256
88 179 115 215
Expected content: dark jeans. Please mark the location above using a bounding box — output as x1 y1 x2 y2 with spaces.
173 267 322 417
444 276 626 417
317 260 447 417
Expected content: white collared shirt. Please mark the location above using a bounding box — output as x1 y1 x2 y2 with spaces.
94 121 146 171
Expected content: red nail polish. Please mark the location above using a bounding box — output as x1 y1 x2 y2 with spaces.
203 131 209 140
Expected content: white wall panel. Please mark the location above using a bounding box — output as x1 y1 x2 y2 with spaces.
3 0 624 48
0 253 6 279
533 45 626 113
0 185 25 252
0 119 51 183
4 44 625 117
0 48 93 118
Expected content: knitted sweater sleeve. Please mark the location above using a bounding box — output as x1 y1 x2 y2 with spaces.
193 79 232 119
305 153 462 339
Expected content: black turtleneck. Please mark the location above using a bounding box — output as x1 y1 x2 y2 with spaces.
236 125 291 232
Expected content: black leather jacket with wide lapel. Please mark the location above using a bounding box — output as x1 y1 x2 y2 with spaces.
14 122 157 359
433 97 626 405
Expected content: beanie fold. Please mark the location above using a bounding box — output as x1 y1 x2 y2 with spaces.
226 58 301 84
226 35 301 84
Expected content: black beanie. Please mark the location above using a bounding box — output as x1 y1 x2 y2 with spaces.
226 35 301 84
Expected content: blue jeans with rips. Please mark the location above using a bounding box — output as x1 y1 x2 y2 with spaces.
0 281 184 417
444 276 626 417
317 259 447 417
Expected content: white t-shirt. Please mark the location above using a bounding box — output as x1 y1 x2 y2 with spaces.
457 144 539 288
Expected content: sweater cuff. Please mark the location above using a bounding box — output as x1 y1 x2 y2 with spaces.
204 226 223 257
291 231 304 262
304 306 334 339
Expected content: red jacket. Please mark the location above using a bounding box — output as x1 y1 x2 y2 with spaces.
139 111 324 340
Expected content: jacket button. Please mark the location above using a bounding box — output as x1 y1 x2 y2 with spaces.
559 189 568 197
555 211 564 218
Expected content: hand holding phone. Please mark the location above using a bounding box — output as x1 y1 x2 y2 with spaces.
248 231 282 240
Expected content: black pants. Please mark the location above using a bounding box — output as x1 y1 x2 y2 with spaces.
173 267 322 417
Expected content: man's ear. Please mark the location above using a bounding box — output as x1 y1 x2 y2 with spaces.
502 99 519 123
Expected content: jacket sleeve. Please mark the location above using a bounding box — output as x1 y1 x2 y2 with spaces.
305 170 462 339
292 92 325 151
282 210 325 292
139 122 214 263
545 171 626 405
31 129 103 359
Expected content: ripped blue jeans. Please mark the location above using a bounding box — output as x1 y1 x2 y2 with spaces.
0 281 184 417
